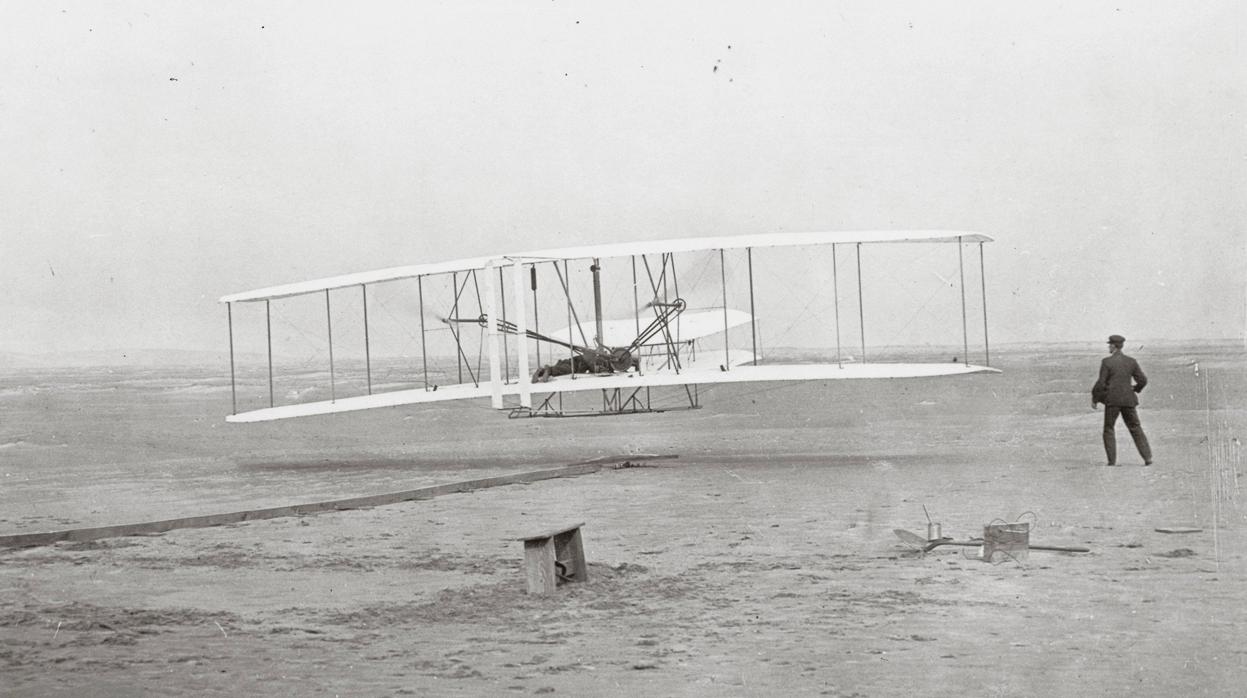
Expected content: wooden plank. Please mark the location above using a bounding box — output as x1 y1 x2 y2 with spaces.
0 462 610 550
518 522 585 543
558 527 589 583
524 538 558 594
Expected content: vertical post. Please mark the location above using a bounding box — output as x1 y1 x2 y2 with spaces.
227 302 237 415
669 253 680 342
856 243 866 363
531 265 541 370
471 270 485 383
662 253 671 302
418 275 429 391
832 244 842 367
632 255 642 375
631 255 640 338
265 300 274 408
325 289 335 402
720 248 730 370
452 272 463 385
565 260 574 380
485 262 503 409
499 266 511 384
591 258 604 348
747 247 757 365
979 242 991 367
958 237 969 365
512 260 531 408
361 285 372 395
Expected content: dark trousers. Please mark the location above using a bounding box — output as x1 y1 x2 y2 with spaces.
1103 406 1152 464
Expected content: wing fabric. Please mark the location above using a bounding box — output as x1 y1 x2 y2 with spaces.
226 358 999 423
220 230 992 304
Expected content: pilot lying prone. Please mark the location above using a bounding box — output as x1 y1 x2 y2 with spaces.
532 347 639 383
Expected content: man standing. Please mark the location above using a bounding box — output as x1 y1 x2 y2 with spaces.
1091 334 1153 466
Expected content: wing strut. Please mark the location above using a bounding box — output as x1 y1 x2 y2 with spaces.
530 265 541 370
498 266 511 384
444 271 480 388
747 247 757 365
227 302 237 414
856 243 866 364
640 254 682 374
482 258 534 410
325 289 335 402
266 300 274 407
832 244 843 367
418 275 429 391
485 262 503 409
979 242 991 367
510 259 531 408
720 249 730 371
958 236 969 364
551 260 592 351
562 260 579 380
450 272 463 385
631 256 642 375
361 284 372 395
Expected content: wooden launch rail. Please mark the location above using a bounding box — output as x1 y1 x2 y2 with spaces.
0 455 675 550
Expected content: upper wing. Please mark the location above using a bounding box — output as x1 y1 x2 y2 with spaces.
219 230 992 304
516 230 992 264
219 255 496 303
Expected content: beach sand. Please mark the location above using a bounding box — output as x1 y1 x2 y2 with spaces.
1 343 1244 696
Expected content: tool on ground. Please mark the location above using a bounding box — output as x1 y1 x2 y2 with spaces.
893 528 1090 554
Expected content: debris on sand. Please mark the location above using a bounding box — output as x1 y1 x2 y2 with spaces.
1155 548 1197 558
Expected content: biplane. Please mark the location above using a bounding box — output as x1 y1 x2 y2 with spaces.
220 230 999 422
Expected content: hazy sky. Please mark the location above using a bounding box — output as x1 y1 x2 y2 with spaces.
2 2 1243 356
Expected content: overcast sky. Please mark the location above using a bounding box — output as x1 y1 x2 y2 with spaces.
2 2 1243 356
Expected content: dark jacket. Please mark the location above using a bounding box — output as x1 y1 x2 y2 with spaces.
1092 352 1147 407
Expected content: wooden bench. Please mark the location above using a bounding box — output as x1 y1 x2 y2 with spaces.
517 523 588 594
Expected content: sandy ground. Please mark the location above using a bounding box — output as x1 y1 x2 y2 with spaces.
1 343 1244 696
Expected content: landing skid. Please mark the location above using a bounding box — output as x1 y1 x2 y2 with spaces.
508 405 701 419
508 385 701 419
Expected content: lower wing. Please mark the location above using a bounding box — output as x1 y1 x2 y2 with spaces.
226 352 997 423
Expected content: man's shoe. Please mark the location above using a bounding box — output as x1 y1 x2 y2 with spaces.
1144 460 1153 466
1105 462 1119 467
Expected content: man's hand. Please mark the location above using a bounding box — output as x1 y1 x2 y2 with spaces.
1091 398 1100 410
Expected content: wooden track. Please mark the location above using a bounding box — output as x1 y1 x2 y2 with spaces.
0 455 674 550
